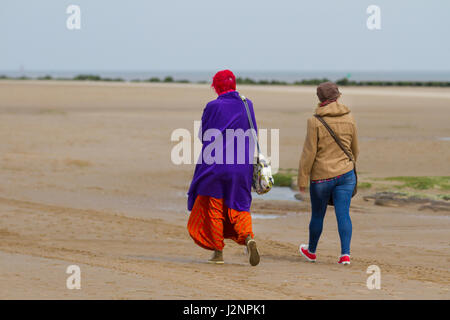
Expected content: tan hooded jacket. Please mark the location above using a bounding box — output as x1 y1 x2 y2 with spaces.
297 101 359 188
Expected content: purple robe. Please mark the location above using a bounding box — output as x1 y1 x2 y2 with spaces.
187 91 257 212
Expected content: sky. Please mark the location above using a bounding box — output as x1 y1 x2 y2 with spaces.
1 0 449 72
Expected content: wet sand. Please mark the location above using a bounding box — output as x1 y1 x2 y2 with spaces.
0 80 449 299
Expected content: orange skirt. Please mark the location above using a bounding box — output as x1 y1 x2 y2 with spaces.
187 195 254 251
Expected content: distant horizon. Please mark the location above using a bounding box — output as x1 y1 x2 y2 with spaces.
2 69 450 72
2 69 450 82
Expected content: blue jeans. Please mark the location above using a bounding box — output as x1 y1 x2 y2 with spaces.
308 170 356 255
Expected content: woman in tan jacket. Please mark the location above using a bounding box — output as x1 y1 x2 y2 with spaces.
297 82 359 265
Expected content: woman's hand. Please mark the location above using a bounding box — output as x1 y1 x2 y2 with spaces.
299 186 306 193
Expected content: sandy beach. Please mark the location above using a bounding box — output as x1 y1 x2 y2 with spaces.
0 80 449 299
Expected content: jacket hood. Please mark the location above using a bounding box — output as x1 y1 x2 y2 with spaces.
315 101 350 117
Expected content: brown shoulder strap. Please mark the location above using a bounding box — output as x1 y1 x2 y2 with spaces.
314 114 354 162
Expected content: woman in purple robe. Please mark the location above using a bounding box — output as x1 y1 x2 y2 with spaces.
187 70 260 266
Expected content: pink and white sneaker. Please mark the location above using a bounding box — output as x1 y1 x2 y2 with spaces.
338 254 351 265
299 244 316 262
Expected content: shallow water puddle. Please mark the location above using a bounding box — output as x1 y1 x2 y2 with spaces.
251 213 284 220
252 186 299 202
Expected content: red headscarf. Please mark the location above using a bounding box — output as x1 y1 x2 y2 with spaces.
212 70 236 95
